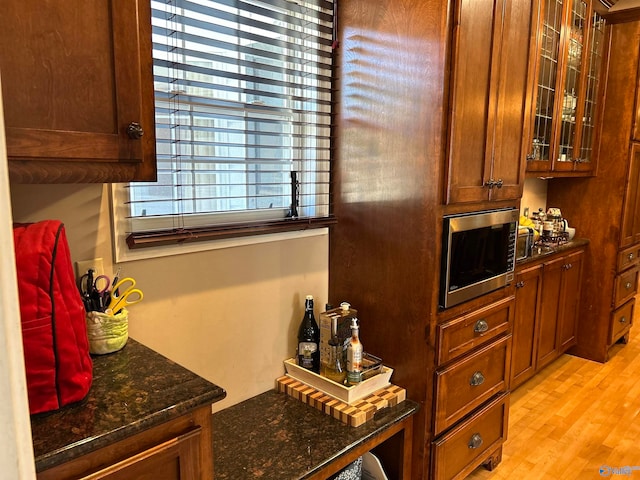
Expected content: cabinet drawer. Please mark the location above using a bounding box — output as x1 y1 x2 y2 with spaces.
434 335 510 435
436 296 514 365
432 392 509 480
617 244 640 271
613 268 638 308
610 299 634 344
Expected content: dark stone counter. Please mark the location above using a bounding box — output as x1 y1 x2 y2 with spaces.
212 390 419 480
516 237 589 268
30 338 226 473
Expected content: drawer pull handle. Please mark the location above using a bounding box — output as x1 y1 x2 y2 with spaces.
474 320 489 334
620 316 627 324
468 433 483 449
470 371 485 386
625 282 633 290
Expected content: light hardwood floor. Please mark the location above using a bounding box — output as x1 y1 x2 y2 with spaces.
467 330 640 479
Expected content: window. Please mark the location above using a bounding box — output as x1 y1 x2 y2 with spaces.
119 0 336 250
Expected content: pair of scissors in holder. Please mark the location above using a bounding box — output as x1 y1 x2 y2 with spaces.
107 277 143 315
79 270 111 312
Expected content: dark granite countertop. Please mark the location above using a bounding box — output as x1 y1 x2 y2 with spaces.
31 338 226 473
516 237 589 267
212 390 419 480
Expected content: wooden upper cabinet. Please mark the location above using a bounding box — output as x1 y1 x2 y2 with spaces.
0 0 156 183
445 0 534 205
525 0 608 176
620 143 640 248
634 65 640 142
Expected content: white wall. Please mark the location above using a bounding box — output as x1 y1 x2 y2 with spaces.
9 183 329 411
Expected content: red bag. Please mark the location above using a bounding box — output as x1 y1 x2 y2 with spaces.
13 220 92 415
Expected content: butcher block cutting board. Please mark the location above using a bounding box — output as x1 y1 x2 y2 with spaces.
276 375 406 427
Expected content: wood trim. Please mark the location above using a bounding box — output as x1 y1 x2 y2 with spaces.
126 216 337 248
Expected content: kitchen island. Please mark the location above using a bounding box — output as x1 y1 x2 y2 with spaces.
212 390 418 479
31 338 226 480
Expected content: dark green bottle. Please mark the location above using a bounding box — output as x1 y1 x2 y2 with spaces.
297 295 320 373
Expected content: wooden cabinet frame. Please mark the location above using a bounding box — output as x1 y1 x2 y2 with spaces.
1 0 156 183
525 0 609 176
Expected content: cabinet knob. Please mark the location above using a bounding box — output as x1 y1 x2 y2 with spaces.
468 433 483 449
470 371 485 386
484 179 495 189
516 281 525 288
626 282 633 290
494 179 503 189
620 316 627 324
126 122 145 140
474 319 489 333
629 253 635 261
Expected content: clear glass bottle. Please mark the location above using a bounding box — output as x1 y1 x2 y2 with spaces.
297 295 320 373
324 317 347 384
346 317 363 386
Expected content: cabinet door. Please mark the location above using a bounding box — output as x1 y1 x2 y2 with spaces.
445 0 532 204
485 0 534 202
620 143 640 247
557 249 583 351
574 8 606 172
526 0 607 175
536 255 563 369
0 0 156 183
526 0 564 172
511 264 542 389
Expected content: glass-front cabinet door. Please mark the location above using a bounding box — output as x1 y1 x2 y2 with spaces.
526 0 608 175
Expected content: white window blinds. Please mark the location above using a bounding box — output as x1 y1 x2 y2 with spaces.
125 0 335 248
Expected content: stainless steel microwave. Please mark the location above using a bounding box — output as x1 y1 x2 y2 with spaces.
439 208 518 309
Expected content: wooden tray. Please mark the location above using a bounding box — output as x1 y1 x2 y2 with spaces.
283 358 393 404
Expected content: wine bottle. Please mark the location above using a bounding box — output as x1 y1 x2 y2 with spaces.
297 295 320 373
346 317 363 385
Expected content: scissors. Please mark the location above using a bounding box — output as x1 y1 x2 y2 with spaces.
79 270 111 312
107 277 143 314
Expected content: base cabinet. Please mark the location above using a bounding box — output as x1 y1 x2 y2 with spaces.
512 246 585 389
37 405 213 480
511 264 542 389
433 296 514 479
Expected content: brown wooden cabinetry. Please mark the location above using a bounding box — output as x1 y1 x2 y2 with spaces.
511 247 584 389
547 20 640 362
0 0 156 183
536 250 583 369
511 264 542 389
525 0 608 175
431 296 514 479
37 405 213 480
445 0 534 204
431 393 509 480
620 144 640 247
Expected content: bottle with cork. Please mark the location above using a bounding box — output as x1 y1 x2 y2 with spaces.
297 295 320 373
346 317 363 385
